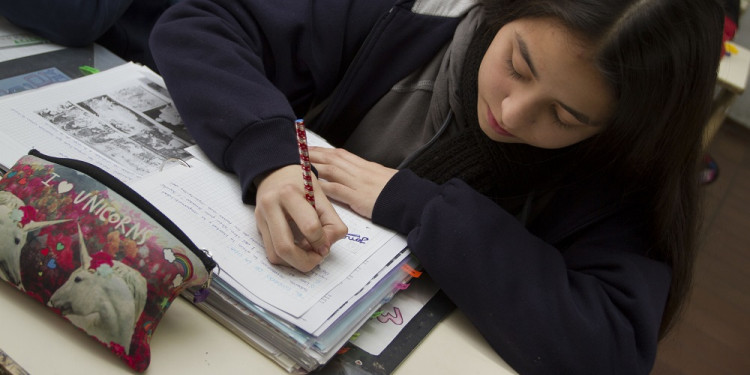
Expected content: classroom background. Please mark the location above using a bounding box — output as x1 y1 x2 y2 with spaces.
651 1 750 373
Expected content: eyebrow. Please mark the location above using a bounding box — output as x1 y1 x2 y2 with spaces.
516 32 595 126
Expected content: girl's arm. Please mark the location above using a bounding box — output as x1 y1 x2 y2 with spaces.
150 0 393 203
0 1 132 46
375 170 670 375
310 146 668 374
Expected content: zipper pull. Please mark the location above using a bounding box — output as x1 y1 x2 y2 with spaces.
193 276 212 303
193 249 217 303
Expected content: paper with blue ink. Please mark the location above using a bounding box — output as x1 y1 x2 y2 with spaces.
131 146 407 319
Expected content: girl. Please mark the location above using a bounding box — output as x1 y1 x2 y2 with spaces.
150 0 724 373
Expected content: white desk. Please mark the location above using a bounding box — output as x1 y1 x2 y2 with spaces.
0 283 516 374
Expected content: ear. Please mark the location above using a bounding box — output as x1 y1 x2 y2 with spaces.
0 191 24 210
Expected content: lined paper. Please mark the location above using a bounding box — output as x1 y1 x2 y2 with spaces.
132 158 403 317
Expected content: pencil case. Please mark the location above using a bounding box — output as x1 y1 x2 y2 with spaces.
0 150 216 372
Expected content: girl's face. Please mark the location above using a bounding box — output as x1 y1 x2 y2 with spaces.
477 17 615 148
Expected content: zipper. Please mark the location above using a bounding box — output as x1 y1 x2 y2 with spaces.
314 6 398 139
27 149 218 277
398 111 453 169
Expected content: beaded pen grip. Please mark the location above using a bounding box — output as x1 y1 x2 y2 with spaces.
295 119 315 208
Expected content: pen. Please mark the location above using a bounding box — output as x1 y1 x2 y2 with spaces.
295 119 316 208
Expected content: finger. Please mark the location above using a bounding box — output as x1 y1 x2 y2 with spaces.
312 161 352 186
318 178 376 219
311 147 388 187
310 146 361 164
255 209 291 268
259 192 324 272
270 228 324 273
313 191 348 246
317 179 355 206
309 147 360 178
270 219 325 272
291 205 330 257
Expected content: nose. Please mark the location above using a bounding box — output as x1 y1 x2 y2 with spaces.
500 91 537 131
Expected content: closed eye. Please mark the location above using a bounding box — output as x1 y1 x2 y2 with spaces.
552 113 572 129
551 106 574 129
505 58 523 80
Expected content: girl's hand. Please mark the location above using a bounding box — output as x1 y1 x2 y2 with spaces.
309 147 398 219
254 164 348 272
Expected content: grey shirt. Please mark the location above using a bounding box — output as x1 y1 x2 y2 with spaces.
342 6 483 168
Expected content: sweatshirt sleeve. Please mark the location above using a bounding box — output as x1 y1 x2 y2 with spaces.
149 0 393 204
373 169 671 375
0 1 132 46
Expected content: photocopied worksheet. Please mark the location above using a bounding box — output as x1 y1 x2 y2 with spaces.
0 63 191 178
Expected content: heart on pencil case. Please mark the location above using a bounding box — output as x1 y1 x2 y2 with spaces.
57 181 74 194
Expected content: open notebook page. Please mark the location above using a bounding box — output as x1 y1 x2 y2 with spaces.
130 154 405 318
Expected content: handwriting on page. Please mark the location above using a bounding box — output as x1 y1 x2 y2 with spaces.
345 233 369 244
146 180 333 295
132 159 399 317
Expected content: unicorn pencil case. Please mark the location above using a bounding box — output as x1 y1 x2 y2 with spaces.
0 150 217 372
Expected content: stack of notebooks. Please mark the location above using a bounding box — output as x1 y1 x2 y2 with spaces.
0 62 425 373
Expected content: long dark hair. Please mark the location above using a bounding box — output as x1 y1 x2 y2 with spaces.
482 0 724 337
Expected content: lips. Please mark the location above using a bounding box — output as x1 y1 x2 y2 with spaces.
486 107 515 137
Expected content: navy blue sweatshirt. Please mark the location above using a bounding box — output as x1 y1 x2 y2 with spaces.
150 1 671 373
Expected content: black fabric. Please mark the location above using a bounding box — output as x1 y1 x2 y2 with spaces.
27 149 216 272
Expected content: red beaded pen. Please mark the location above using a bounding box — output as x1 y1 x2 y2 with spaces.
295 119 315 208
